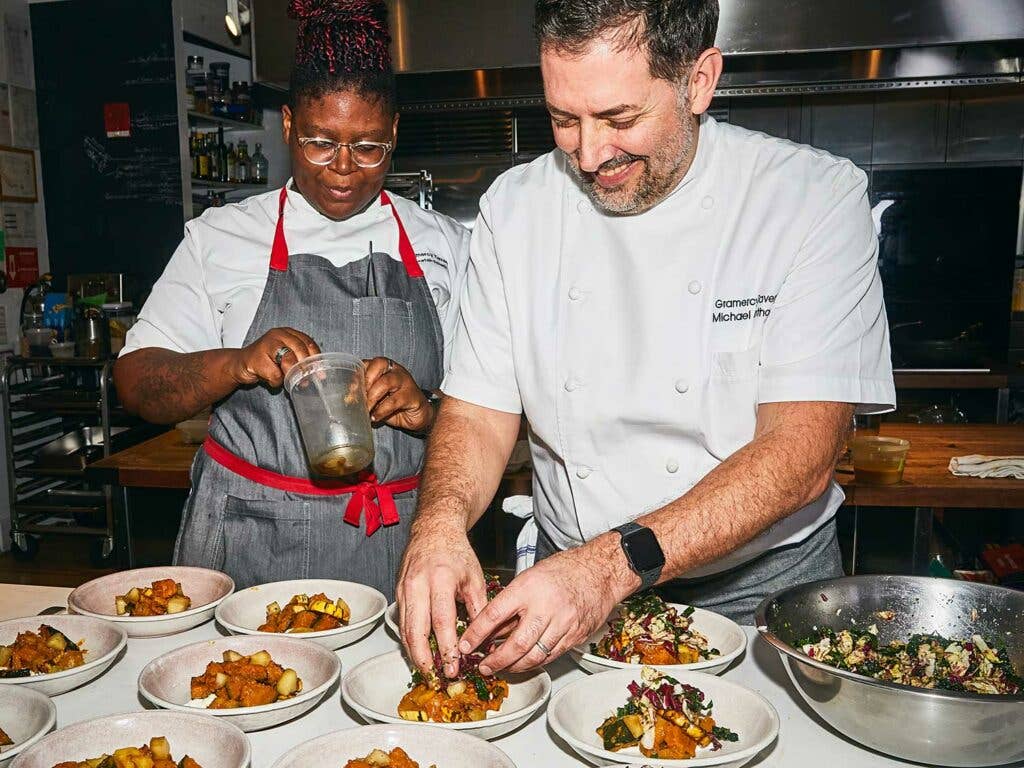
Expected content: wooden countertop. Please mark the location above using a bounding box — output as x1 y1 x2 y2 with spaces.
90 423 1024 510
88 429 198 489
837 423 1024 508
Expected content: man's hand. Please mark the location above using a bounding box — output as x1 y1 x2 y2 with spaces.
396 520 489 679
458 539 632 675
364 357 434 434
229 327 319 388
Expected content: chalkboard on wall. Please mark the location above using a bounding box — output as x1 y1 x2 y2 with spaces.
31 0 185 296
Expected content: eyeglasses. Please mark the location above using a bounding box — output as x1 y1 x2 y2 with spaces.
297 137 393 168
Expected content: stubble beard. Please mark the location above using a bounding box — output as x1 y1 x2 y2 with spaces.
566 99 697 216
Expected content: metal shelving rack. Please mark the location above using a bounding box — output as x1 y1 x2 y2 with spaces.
1 357 139 565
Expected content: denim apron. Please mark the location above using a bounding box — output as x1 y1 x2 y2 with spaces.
173 187 443 600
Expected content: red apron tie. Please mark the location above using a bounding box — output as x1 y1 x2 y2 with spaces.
203 435 419 536
343 473 419 536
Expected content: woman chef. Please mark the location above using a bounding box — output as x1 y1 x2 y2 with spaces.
115 0 469 599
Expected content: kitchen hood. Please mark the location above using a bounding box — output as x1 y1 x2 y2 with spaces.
254 0 1024 101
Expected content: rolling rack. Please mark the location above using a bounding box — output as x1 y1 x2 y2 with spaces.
1 357 146 565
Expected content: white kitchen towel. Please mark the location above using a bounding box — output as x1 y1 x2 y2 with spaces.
502 495 537 573
949 455 1024 479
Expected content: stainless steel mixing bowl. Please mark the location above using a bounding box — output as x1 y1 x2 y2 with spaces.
755 575 1024 767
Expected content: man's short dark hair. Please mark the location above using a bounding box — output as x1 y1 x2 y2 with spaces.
534 0 719 82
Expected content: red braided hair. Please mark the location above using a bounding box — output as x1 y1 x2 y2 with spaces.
289 0 391 75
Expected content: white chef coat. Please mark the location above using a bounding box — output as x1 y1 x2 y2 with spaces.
123 180 470 367
443 115 896 577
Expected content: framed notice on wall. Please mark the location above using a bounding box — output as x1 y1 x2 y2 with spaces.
0 145 36 201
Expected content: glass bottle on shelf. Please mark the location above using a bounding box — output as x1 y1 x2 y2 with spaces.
236 140 250 183
217 127 228 182
208 133 220 181
196 132 210 180
186 55 205 112
252 143 268 184
226 142 238 183
207 62 229 117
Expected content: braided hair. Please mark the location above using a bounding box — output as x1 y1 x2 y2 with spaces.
288 0 396 115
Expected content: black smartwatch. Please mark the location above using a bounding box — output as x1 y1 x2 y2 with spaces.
421 388 442 408
613 521 665 590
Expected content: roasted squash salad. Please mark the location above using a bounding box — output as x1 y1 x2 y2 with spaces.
115 579 191 617
398 574 509 723
799 625 1023 695
258 592 350 633
592 593 718 666
50 737 200 768
598 667 738 759
189 649 301 708
0 624 86 677
343 747 435 768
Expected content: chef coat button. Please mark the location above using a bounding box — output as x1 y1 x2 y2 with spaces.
701 195 714 210
688 280 702 295
564 378 579 392
674 379 689 394
666 458 680 474
568 286 583 301
577 199 587 213
576 466 592 479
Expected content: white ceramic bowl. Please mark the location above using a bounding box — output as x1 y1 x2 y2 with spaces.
68 566 235 638
269 723 517 768
9 711 249 768
138 634 341 732
216 579 385 651
0 686 56 766
384 601 400 637
570 604 747 676
342 650 550 741
0 615 127 696
548 667 779 767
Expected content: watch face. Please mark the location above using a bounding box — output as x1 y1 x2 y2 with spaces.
624 527 666 572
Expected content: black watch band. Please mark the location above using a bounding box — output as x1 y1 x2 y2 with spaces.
613 521 665 591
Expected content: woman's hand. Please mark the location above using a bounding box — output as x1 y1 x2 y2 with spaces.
364 357 436 434
229 327 320 388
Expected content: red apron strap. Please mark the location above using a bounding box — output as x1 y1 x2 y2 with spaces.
203 435 419 536
269 187 289 272
380 190 424 279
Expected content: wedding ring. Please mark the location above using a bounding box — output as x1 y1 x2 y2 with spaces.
274 346 291 365
535 639 552 656
385 357 395 372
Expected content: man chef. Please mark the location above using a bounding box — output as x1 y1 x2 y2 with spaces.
397 0 896 679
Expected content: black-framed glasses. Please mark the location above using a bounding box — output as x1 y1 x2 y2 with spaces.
297 137 393 168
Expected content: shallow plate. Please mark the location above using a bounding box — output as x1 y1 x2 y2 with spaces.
216 579 385 650
68 566 234 638
341 649 550 741
9 711 249 768
571 604 746 676
548 667 779 767
0 615 127 696
138 634 341 732
269 723 516 768
0 686 56 766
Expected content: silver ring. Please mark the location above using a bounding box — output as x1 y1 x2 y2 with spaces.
535 639 552 656
385 357 395 373
274 346 291 365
